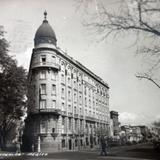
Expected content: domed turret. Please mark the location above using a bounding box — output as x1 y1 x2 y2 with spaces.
34 11 57 47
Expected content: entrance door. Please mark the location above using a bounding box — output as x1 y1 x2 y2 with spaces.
69 139 72 150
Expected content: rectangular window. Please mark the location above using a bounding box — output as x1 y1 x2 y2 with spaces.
62 117 65 126
74 93 77 101
65 69 67 75
85 97 87 106
41 55 46 63
89 99 91 107
80 121 83 131
69 118 71 130
62 139 65 148
80 108 82 115
51 71 56 80
74 80 76 88
85 109 87 115
40 84 46 94
68 76 71 85
61 74 65 83
40 120 46 133
40 70 46 79
68 90 71 100
84 87 87 95
68 105 71 112
40 100 46 109
74 106 76 114
78 83 82 91
62 103 65 111
52 100 56 108
75 119 78 131
61 88 65 98
51 85 56 95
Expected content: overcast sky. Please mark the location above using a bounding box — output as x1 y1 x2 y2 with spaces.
0 0 160 126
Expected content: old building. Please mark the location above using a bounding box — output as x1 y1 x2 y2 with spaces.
110 111 120 139
120 125 143 144
23 12 110 152
130 126 142 142
121 125 131 143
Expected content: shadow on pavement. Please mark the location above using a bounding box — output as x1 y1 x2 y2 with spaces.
122 147 160 160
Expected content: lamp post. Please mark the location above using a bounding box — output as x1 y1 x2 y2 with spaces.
37 135 41 152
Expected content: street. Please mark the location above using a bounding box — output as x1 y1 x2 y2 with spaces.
1 143 160 160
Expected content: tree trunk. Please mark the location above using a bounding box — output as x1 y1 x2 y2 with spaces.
0 134 7 151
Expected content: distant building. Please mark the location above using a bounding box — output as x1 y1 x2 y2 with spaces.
121 125 132 142
149 126 160 138
23 12 110 152
130 126 142 142
138 125 151 141
121 125 143 143
110 111 120 139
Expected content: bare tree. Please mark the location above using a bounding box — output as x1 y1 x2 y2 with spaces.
77 0 160 88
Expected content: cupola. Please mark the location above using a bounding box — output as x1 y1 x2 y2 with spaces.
34 11 57 47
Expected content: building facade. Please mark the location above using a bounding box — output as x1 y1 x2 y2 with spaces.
23 12 110 152
110 111 120 138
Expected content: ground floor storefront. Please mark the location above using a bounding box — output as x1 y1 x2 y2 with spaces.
23 133 101 152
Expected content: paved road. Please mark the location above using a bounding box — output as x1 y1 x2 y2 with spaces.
1 143 160 160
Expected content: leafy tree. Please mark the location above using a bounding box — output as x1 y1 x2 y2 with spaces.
0 26 27 150
78 0 160 88
152 120 160 138
153 120 160 128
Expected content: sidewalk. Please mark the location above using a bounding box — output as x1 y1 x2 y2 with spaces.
79 143 147 154
0 143 149 155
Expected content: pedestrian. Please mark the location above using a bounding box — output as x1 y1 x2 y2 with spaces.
16 141 21 153
13 136 21 153
100 139 107 156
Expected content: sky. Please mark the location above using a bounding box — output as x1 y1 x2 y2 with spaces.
0 0 160 126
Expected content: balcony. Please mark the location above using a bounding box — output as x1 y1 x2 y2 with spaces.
31 62 60 70
85 116 97 122
39 108 61 115
61 111 67 116
79 115 84 119
68 112 73 117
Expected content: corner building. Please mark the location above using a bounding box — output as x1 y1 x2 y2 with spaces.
24 12 110 152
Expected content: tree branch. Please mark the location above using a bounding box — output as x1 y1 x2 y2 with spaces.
136 73 160 88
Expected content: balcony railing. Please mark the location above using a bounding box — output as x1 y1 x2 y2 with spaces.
85 116 97 122
31 62 60 70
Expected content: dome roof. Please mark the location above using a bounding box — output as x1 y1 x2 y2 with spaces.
34 11 57 46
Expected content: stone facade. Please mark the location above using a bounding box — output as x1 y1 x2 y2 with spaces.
23 12 110 152
110 111 120 138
